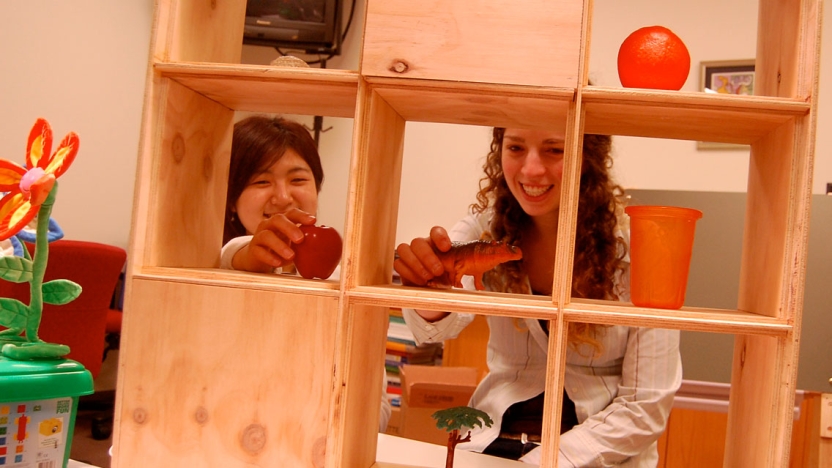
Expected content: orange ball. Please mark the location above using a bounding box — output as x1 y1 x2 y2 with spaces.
617 26 691 91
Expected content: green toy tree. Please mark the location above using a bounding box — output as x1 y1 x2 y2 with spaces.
0 118 80 360
432 405 493 468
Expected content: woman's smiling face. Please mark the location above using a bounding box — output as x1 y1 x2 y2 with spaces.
234 148 318 235
500 128 566 221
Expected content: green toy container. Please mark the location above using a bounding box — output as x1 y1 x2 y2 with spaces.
0 357 93 468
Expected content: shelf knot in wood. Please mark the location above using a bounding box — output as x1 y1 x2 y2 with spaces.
172 133 185 163
194 406 209 425
241 423 267 454
132 407 148 425
389 60 410 74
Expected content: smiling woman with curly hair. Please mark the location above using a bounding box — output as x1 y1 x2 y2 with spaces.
475 128 624 352
393 126 681 467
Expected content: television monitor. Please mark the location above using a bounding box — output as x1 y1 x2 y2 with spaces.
244 0 342 54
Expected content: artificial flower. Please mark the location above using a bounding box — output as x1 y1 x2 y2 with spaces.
0 118 77 240
0 216 64 258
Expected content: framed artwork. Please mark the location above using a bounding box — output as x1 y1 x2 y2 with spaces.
697 59 755 150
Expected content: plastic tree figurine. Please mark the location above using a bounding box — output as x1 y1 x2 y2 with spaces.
432 405 493 468
0 118 80 360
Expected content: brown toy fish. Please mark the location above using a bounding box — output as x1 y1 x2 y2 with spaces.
427 240 523 291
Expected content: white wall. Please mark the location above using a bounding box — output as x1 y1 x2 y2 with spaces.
1 0 829 251
244 0 832 247
240 0 367 242
590 0 760 193
0 1 153 249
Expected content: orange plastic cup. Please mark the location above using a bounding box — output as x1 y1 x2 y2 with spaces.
625 205 703 309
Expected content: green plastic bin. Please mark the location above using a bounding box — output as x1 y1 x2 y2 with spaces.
0 357 93 468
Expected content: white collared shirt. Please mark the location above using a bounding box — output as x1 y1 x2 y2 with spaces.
403 212 682 467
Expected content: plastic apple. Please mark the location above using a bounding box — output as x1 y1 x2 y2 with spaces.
293 224 343 279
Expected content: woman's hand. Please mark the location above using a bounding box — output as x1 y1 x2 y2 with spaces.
232 208 317 273
394 226 452 287
394 226 453 322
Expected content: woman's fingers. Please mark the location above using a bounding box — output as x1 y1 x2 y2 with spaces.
250 229 294 267
257 212 307 246
394 244 427 286
410 237 444 276
429 226 452 252
282 207 317 226
393 259 423 287
239 209 319 272
394 232 447 286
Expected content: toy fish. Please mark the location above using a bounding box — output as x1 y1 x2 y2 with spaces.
427 240 523 291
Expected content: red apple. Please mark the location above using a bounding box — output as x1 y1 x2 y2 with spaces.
293 224 343 279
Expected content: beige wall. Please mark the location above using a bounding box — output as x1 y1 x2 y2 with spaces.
1 0 830 251
0 1 153 249
243 0 832 247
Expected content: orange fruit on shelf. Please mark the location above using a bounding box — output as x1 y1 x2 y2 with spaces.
617 26 691 91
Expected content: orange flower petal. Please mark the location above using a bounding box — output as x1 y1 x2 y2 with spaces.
0 190 22 221
0 160 26 191
26 118 53 170
44 132 79 178
0 191 36 241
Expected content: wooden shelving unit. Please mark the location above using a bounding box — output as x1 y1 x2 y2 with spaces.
113 1 823 467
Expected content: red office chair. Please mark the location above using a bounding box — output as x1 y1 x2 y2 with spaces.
0 239 126 378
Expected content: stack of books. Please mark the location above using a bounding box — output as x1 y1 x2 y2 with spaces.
385 311 442 407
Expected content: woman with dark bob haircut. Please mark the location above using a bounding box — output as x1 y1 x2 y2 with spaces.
220 115 392 431
223 116 323 247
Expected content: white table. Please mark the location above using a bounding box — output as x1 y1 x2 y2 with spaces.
68 461 99 468
376 433 527 467
69 435 525 468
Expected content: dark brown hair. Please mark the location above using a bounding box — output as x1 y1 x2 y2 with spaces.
223 116 324 244
475 128 626 350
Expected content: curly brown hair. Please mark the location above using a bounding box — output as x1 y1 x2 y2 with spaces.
474 127 626 352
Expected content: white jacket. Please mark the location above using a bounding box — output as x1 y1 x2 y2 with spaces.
403 213 682 467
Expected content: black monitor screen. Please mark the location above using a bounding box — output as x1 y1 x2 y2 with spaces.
246 0 327 24
244 0 340 53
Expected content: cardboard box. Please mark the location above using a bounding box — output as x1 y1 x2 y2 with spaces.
399 365 479 445
384 406 402 436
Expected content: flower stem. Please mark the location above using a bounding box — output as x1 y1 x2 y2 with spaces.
25 181 58 343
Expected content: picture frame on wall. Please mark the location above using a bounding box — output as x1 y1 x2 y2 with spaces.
697 59 756 150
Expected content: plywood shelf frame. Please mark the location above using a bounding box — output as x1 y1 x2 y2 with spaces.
580 87 809 144
134 267 342 297
155 62 359 117
742 117 816 322
342 285 791 337
345 284 559 320
342 67 813 465
341 78 577 298
326 302 390 467
537 82 584 463
564 299 792 337
140 77 233 270
724 114 819 467
117 278 339 467
341 83 407 291
153 1 246 64
361 0 584 88
116 0 823 466
365 76 575 129
755 0 822 100
718 0 822 463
